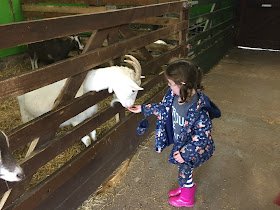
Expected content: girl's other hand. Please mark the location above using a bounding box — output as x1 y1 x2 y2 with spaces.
127 105 142 113
173 151 185 163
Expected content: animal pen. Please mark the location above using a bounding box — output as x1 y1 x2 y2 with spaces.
0 0 234 209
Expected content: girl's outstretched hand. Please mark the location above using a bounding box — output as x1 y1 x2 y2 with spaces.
173 151 185 163
127 105 142 113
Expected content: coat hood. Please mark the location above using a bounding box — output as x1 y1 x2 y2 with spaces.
198 92 221 120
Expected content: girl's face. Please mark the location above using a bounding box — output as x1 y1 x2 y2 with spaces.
167 79 180 96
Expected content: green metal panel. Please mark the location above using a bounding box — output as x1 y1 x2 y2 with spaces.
0 0 26 58
192 31 233 73
0 1 91 58
190 0 233 17
189 0 235 72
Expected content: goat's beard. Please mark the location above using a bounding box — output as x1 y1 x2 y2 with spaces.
110 97 120 107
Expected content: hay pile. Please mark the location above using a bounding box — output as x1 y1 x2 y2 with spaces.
0 53 31 132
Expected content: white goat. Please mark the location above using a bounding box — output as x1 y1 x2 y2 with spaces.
17 55 143 147
0 131 24 182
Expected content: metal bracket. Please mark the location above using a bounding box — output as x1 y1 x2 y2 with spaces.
191 1 199 6
183 1 194 9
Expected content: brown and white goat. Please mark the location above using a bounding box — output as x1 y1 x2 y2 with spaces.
28 35 84 69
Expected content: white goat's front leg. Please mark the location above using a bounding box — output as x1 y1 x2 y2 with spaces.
81 129 96 147
71 121 92 147
81 136 91 147
90 130 97 141
67 105 98 147
81 129 97 146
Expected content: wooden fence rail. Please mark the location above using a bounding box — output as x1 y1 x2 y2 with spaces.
0 20 188 101
0 1 185 49
20 0 183 5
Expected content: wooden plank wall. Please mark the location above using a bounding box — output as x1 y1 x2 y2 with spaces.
20 0 183 19
20 0 183 5
0 1 190 209
22 5 107 19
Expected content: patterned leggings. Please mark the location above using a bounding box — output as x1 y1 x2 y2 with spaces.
178 164 194 188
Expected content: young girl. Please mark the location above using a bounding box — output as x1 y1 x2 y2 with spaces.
127 59 221 207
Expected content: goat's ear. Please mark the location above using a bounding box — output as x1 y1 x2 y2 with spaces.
131 84 143 91
108 87 113 93
0 130 9 147
126 79 143 91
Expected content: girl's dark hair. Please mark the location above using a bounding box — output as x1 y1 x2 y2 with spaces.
164 59 204 103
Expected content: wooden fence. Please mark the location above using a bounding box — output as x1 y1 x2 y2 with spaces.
0 1 190 209
0 0 235 209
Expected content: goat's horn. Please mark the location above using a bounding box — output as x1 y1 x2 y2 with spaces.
124 55 142 81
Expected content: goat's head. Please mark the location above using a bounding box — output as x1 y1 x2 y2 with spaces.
110 55 143 108
0 131 24 182
69 35 84 51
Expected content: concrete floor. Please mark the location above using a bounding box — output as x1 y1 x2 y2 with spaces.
78 48 280 210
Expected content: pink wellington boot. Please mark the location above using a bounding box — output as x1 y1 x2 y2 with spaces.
168 184 196 207
168 186 181 197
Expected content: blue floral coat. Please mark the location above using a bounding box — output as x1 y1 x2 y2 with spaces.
141 88 221 168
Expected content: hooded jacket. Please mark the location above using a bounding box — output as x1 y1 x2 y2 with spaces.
141 88 221 168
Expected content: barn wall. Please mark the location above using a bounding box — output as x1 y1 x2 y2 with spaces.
0 0 234 58
0 0 26 57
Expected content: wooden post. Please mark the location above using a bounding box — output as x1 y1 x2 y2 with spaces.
179 1 191 57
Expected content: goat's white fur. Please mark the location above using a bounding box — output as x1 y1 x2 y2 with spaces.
17 55 143 147
154 40 167 45
0 131 24 182
68 35 84 51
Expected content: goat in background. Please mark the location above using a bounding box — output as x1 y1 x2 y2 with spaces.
0 131 24 182
28 35 84 69
17 55 143 147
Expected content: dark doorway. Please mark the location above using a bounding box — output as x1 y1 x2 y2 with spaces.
237 0 280 49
